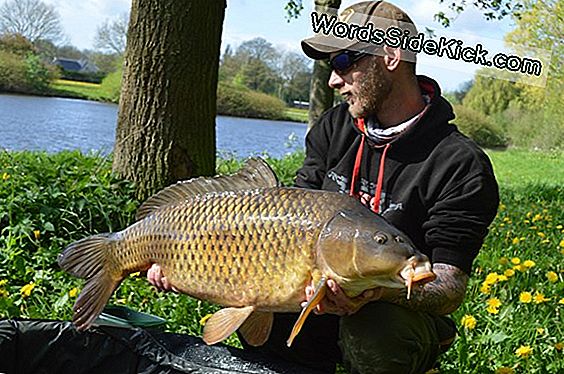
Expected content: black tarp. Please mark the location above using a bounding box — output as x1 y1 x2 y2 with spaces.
0 319 325 374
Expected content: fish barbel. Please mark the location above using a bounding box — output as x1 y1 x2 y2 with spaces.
58 158 435 347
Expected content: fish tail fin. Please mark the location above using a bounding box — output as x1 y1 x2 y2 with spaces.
58 233 122 331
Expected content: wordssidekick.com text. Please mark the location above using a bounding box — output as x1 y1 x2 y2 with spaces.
311 11 543 77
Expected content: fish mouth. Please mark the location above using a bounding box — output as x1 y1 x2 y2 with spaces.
399 257 436 299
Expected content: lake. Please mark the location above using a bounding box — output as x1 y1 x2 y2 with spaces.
0 94 307 158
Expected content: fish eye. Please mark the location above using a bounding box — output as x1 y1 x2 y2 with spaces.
374 232 387 244
395 236 404 243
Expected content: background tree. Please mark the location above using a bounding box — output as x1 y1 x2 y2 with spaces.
308 0 341 128
94 13 129 55
0 0 65 44
112 1 226 200
279 51 312 103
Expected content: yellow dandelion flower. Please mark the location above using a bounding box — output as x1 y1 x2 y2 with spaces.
480 282 491 295
33 230 40 240
69 287 79 297
485 272 499 285
536 327 545 334
495 367 515 374
200 313 213 326
526 212 532 218
523 260 536 268
497 275 508 282
2 172 9 181
20 282 36 297
0 279 7 287
515 345 533 358
519 292 532 303
511 238 520 245
504 269 515 277
532 214 542 222
546 271 558 283
559 298 564 304
130 272 141 277
503 217 510 222
533 293 550 304
537 232 545 238
556 225 563 230
555 342 563 351
499 203 506 211
511 257 521 265
486 305 500 314
487 298 502 308
560 239 564 248
0 289 8 298
460 314 477 330
514 264 527 272
499 256 509 264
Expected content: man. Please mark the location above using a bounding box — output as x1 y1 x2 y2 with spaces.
149 2 499 373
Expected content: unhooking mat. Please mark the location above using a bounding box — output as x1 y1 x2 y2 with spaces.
0 319 326 374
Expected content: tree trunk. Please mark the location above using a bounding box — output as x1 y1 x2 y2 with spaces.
308 0 341 129
113 0 226 200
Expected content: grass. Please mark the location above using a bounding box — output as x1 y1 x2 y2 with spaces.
0 148 562 373
282 107 309 123
49 79 115 102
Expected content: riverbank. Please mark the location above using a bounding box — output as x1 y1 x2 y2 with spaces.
46 79 309 124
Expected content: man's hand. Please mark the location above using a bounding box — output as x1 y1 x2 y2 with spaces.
147 263 178 292
301 279 383 316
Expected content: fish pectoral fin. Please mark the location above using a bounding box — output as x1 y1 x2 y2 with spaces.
238 311 274 347
286 276 328 347
203 306 255 345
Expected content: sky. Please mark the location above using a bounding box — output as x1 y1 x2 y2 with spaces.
36 0 520 91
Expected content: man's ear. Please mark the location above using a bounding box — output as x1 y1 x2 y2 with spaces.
382 46 401 72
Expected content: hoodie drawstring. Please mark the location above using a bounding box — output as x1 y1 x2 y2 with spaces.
349 130 391 214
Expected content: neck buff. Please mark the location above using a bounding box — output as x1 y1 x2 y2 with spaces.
363 94 431 146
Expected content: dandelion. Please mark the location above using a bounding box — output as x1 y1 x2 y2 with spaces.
499 203 506 211
511 257 521 265
497 275 508 282
0 279 7 287
519 292 532 303
504 269 515 277
514 264 527 272
511 238 519 245
20 282 36 298
130 272 141 277
485 272 499 285
2 172 9 181
546 271 558 283
523 260 536 268
559 298 564 305
486 298 501 314
495 367 515 374
533 293 550 304
560 239 564 248
460 314 477 330
537 232 545 238
515 345 533 358
480 282 491 295
555 342 563 351
532 213 542 222
200 313 213 326
69 287 79 297
536 327 545 334
33 230 40 240
557 225 563 230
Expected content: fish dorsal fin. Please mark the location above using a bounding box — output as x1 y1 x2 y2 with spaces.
239 311 274 347
136 158 279 220
203 306 255 345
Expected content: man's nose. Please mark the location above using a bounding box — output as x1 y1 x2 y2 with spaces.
328 70 344 89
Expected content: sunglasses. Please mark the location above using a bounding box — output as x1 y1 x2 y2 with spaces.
329 50 369 74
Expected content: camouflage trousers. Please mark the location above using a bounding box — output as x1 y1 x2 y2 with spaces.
240 301 457 374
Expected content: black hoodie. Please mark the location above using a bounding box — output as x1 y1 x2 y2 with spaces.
295 76 499 275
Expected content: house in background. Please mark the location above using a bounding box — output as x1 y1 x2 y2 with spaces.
52 57 102 82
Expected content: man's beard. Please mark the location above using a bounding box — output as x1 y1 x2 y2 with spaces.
351 57 392 119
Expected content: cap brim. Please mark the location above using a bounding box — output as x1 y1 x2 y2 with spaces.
301 34 357 60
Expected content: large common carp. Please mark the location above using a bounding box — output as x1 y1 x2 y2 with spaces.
58 158 435 347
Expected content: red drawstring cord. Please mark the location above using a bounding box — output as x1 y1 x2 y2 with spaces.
372 143 391 213
349 121 391 214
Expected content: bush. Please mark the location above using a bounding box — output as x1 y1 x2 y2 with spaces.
217 82 286 120
0 50 28 91
453 105 508 148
